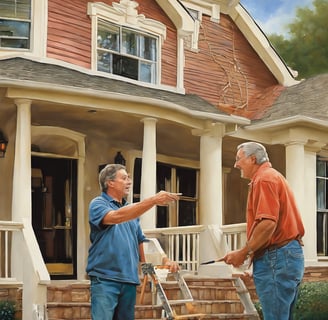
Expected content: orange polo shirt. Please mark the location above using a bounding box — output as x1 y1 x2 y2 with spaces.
246 162 305 246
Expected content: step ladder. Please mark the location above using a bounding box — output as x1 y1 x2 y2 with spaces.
140 263 205 320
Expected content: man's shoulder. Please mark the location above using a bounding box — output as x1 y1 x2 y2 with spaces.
255 165 283 183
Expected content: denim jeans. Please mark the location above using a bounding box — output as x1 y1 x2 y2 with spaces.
90 276 137 320
253 240 304 320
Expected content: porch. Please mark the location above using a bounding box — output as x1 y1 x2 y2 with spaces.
1 220 252 319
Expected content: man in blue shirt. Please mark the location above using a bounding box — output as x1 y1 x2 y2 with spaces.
87 164 180 320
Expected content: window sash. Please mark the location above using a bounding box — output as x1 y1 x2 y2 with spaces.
0 0 31 49
96 20 158 83
0 0 31 20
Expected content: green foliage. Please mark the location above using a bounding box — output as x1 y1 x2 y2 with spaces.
268 0 328 79
0 300 16 320
254 301 263 319
293 281 328 319
254 281 328 320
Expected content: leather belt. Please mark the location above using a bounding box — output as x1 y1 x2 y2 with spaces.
267 239 291 251
254 237 303 260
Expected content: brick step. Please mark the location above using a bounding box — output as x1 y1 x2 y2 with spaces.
47 300 253 320
135 301 254 320
47 302 90 320
46 277 259 319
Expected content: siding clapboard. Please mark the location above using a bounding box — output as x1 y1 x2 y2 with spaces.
184 14 278 115
47 0 177 86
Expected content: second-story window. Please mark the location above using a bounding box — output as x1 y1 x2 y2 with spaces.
0 0 31 49
97 19 158 84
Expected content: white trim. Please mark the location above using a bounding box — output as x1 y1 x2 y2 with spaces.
246 115 328 131
231 5 298 86
87 2 166 40
87 1 166 85
0 0 47 58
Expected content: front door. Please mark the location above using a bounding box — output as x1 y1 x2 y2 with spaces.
31 156 77 279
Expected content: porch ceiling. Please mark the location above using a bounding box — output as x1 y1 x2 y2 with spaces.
0 96 201 160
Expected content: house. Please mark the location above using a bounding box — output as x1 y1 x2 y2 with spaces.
0 0 327 319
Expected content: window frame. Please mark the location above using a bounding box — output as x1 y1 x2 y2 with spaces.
0 0 47 57
88 1 166 85
96 19 159 84
133 158 199 228
0 0 32 50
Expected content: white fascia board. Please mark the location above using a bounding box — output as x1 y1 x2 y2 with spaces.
246 116 328 131
155 0 194 32
2 78 250 126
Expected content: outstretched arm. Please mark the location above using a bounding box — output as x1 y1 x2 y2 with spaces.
102 191 181 224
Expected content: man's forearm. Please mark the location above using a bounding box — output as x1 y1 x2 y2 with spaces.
103 196 157 224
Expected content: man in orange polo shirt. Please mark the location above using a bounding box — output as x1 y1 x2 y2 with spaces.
221 141 305 320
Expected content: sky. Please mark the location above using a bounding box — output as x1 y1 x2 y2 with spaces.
240 0 314 37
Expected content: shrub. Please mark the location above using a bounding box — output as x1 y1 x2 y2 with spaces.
254 281 328 320
0 300 16 320
293 281 328 320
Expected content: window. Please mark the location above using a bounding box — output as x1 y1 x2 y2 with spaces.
0 0 31 49
316 157 328 256
133 159 198 227
97 19 158 83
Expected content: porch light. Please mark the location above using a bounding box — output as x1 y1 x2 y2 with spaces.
0 131 8 158
114 151 126 165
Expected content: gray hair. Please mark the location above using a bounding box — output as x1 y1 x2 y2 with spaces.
99 163 126 192
237 142 269 164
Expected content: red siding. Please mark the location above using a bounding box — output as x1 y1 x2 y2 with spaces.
46 1 281 118
46 0 177 86
47 0 92 68
184 14 278 119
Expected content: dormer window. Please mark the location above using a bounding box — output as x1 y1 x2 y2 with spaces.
88 1 166 85
97 20 158 83
0 0 31 49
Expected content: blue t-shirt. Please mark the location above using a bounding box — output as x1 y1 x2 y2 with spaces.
86 192 146 284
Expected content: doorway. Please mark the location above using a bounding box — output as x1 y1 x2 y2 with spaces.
31 156 77 279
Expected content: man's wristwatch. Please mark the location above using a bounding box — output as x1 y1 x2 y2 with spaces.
245 242 254 257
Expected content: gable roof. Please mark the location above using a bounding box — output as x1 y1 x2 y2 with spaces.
176 0 298 86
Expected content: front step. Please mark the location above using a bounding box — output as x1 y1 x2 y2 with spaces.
135 302 256 320
47 276 259 320
47 282 91 320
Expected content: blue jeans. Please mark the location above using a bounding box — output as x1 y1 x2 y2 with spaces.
253 240 304 320
90 276 137 320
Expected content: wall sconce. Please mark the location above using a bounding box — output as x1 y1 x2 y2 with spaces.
114 151 126 165
0 131 8 158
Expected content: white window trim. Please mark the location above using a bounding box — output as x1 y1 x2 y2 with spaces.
0 0 47 58
88 1 166 82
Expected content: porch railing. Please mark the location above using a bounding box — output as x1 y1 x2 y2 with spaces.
0 220 49 320
144 225 206 272
221 223 247 251
144 223 247 273
0 220 23 280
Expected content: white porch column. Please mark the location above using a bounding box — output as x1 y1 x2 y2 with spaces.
285 141 306 214
11 100 48 319
12 99 32 221
285 140 318 265
303 146 322 265
140 117 157 229
194 123 225 226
